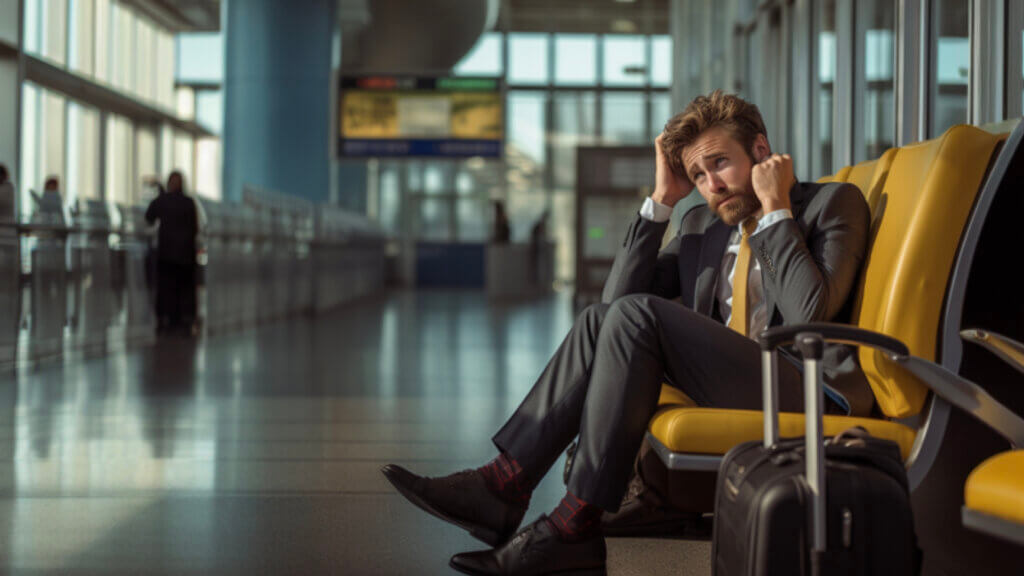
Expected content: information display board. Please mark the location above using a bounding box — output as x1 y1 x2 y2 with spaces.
338 76 503 158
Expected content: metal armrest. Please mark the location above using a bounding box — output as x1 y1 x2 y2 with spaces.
892 355 1024 448
758 322 910 357
961 328 1024 377
759 323 1024 447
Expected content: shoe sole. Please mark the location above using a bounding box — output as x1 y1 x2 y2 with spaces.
449 558 607 576
381 465 504 547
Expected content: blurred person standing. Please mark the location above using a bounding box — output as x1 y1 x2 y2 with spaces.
0 164 14 219
492 200 511 244
145 172 199 336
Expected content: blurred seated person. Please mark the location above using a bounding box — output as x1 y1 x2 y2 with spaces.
29 177 65 224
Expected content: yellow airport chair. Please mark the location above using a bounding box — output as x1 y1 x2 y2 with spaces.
645 120 1023 512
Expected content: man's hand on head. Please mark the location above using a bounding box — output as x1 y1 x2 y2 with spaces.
652 133 694 208
751 153 795 213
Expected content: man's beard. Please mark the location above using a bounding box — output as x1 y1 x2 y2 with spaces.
713 190 762 226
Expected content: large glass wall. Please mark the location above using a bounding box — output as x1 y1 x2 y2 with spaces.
855 0 896 162
23 0 176 105
19 0 191 216
367 32 672 284
929 0 970 137
815 0 837 177
176 32 226 200
66 102 100 204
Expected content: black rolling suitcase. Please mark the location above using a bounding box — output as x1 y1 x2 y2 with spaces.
712 331 921 576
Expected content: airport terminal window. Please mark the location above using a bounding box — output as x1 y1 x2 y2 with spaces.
929 0 970 137
555 35 598 86
23 0 67 65
651 36 673 87
195 138 222 200
68 0 95 76
650 93 671 139
66 102 100 204
174 132 195 187
94 0 110 83
506 91 548 193
456 198 489 242
601 92 647 145
405 160 424 193
378 164 400 233
110 2 135 93
602 35 647 87
195 91 224 134
159 126 174 178
418 198 452 241
855 0 896 162
42 91 66 193
135 19 154 102
156 30 177 110
454 32 503 77
552 91 597 189
423 164 452 195
176 87 196 121
136 128 157 200
508 33 550 86
814 0 836 177
18 84 39 218
105 115 134 205
176 33 225 84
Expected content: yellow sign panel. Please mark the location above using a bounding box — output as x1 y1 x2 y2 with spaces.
342 90 502 140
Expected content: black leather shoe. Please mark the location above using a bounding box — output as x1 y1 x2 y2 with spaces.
450 516 606 576
600 473 712 539
381 464 526 546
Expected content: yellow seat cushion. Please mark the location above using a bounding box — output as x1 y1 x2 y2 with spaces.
658 384 696 408
649 406 917 460
965 450 1024 524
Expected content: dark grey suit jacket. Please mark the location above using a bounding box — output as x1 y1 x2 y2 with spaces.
601 181 875 416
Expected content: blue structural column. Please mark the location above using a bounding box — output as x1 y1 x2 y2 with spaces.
223 0 336 204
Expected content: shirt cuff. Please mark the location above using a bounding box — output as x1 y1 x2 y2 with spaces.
640 197 674 223
753 209 793 235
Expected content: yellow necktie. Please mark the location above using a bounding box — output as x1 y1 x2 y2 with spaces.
728 219 759 336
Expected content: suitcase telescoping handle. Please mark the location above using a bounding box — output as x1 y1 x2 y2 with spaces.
758 331 828 554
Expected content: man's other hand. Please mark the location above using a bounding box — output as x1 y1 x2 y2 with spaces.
652 133 694 208
751 153 795 213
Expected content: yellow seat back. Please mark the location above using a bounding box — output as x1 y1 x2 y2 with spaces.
844 148 898 214
854 125 1003 418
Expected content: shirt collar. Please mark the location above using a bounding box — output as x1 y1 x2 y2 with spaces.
737 208 764 235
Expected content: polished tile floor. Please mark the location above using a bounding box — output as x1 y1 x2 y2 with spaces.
0 291 710 575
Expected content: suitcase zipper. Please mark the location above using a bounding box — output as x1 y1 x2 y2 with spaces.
842 507 853 548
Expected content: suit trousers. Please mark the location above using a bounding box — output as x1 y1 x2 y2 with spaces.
491 293 809 512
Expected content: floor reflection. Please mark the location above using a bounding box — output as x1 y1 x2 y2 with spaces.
0 290 709 574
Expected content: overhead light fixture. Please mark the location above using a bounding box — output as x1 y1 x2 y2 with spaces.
611 19 638 33
614 0 637 3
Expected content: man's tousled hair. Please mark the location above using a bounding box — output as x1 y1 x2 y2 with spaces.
660 90 767 178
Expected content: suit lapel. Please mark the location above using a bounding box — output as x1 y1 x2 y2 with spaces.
694 218 731 317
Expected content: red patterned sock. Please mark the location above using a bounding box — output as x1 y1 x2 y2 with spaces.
477 452 532 508
546 492 603 541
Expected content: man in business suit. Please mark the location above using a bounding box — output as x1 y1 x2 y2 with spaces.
382 91 871 575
